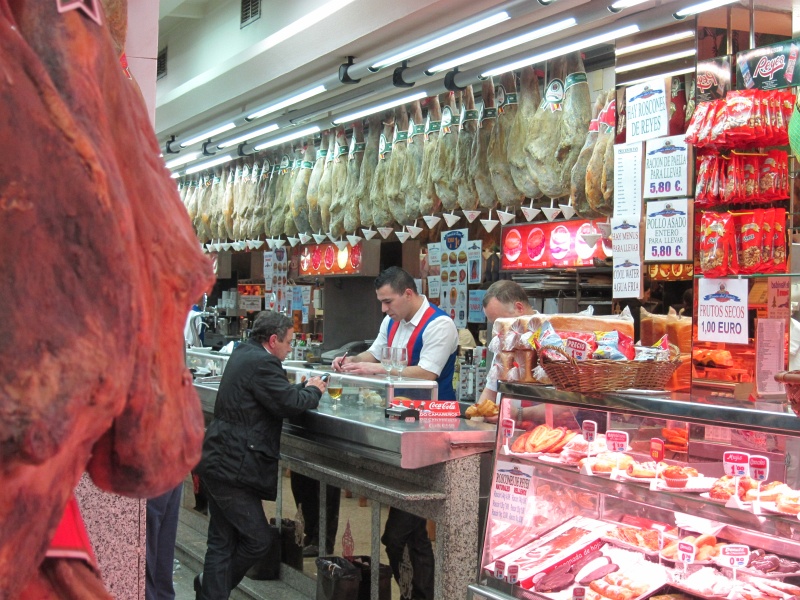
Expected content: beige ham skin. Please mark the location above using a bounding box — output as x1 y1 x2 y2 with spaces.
454 84 479 211
369 113 396 227
400 99 424 222
488 72 524 209
1 1 212 597
354 113 382 229
470 78 498 210
570 94 606 219
386 106 410 224
306 130 329 232
507 66 542 200
431 91 460 211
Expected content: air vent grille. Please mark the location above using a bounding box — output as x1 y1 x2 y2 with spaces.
156 47 167 80
241 0 261 28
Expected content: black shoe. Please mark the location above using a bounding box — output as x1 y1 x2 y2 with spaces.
302 544 320 557
193 573 203 600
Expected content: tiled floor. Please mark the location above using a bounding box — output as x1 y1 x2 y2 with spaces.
173 471 412 599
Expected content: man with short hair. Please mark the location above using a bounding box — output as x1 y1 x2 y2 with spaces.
479 280 534 404
195 311 327 600
334 266 458 600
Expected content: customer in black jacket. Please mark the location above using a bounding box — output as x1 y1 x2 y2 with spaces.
195 311 326 600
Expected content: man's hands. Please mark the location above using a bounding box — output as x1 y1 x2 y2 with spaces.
338 361 387 376
331 354 350 372
306 376 327 393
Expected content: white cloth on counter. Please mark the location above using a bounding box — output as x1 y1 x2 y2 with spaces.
367 296 458 376
219 341 236 355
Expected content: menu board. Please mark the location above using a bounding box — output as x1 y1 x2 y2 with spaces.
439 229 469 328
501 220 608 271
298 242 364 276
264 249 289 312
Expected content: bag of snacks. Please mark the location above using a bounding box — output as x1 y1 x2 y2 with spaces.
685 100 712 145
773 207 787 273
699 211 738 276
761 207 775 270
735 209 763 275
594 330 635 361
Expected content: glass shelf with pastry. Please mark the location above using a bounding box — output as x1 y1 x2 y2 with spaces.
467 388 800 600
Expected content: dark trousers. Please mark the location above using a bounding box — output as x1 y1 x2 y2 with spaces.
289 472 341 553
199 477 275 600
381 508 435 600
146 484 183 600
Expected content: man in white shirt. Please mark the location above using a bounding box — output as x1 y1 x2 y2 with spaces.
334 267 457 600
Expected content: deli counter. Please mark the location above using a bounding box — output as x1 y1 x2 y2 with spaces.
467 383 800 600
190 348 496 600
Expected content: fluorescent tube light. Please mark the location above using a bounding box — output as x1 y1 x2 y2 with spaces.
180 123 236 148
617 66 694 87
185 154 235 175
253 126 321 151
246 85 327 121
616 30 695 55
170 172 181 179
427 18 577 74
252 0 357 55
217 124 280 149
609 0 649 9
675 0 739 18
332 91 427 125
482 24 641 78
370 12 510 71
615 48 696 73
165 151 200 169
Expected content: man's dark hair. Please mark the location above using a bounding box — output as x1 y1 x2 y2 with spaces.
482 280 530 308
374 266 417 295
250 310 293 344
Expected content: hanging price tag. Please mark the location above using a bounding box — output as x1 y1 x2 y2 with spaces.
494 559 506 580
501 418 515 440
724 451 751 477
583 420 598 444
606 430 629 452
506 563 519 584
750 455 769 481
650 438 665 462
678 542 696 564
718 545 750 568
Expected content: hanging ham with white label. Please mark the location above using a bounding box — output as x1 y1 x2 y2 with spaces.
329 126 353 238
386 106 410 224
269 149 290 237
250 159 271 238
570 94 606 219
418 94 443 217
221 165 236 239
471 78 499 209
291 141 315 234
355 113 382 230
401 99 425 222
586 90 616 216
262 162 279 236
488 72 524 210
432 91 460 211
370 113 396 227
343 121 366 234
455 84 479 211
507 66 542 200
307 131 329 233
282 147 302 236
318 132 337 232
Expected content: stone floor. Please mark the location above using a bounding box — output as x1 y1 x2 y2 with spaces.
172 470 412 599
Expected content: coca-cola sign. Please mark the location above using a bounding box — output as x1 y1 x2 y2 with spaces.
393 398 461 418
696 56 731 102
736 37 800 90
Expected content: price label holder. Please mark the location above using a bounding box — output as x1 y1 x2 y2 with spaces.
678 541 695 578
494 559 506 581
501 418 515 451
715 544 749 584
749 455 769 514
606 430 629 480
506 563 519 585
580 420 598 476
723 451 751 509
573 587 586 600
650 438 665 490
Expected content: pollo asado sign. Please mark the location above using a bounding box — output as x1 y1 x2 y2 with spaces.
736 37 800 90
643 199 692 263
501 220 609 270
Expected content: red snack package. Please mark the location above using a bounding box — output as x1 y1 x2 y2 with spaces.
761 207 775 272
685 101 711 145
669 76 687 136
699 212 728 277
773 208 787 273
723 91 754 144
557 330 598 361
759 152 782 200
708 100 728 146
741 154 759 200
759 91 773 145
735 209 763 275
695 155 715 207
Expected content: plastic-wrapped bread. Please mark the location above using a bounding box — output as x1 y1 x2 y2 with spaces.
666 315 692 354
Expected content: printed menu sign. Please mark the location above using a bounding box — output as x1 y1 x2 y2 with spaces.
643 199 691 263
491 460 534 525
611 218 642 299
469 290 487 323
768 278 791 320
755 318 785 396
736 37 800 90
696 56 733 102
440 229 469 328
625 78 669 143
467 241 483 284
613 142 643 219
643 135 690 199
697 278 749 344
501 220 608 271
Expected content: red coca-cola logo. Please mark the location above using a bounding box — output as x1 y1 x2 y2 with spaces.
427 401 458 410
696 72 718 91
753 54 786 79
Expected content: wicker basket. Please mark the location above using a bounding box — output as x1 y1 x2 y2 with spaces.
774 371 800 416
541 345 680 394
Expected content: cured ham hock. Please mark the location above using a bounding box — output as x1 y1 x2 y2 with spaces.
0 1 213 597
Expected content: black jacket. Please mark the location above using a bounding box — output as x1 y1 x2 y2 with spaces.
196 339 321 500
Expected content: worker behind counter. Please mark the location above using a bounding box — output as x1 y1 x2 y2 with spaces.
333 266 458 600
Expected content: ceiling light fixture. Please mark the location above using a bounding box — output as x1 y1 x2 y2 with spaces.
185 154 235 175
170 172 181 179
253 126 322 151
426 18 577 74
615 48 696 73
370 12 511 71
617 66 695 87
164 151 201 169
217 124 280 149
675 0 739 18
332 91 427 125
246 85 328 121
180 123 236 148
609 0 649 10
615 30 695 55
481 24 641 78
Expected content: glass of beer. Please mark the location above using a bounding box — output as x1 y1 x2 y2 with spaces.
327 375 343 410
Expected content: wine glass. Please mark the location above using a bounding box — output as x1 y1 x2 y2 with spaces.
327 375 343 410
381 347 394 380
392 347 408 379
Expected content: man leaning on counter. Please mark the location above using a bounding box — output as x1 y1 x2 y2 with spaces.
333 266 458 600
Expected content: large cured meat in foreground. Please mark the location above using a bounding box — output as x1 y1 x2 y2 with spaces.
0 1 213 597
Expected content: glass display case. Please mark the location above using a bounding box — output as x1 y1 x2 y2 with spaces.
186 347 230 378
467 384 800 600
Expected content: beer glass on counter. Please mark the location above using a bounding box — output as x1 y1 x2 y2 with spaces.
327 375 343 410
